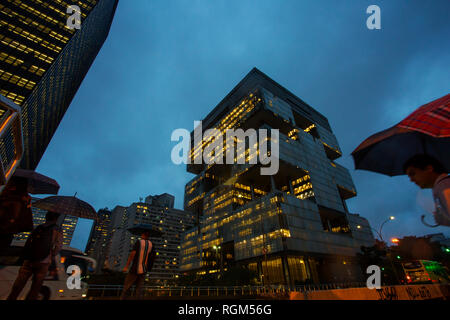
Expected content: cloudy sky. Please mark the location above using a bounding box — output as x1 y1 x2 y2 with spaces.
35 0 450 251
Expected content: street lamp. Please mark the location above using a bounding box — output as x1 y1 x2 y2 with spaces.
360 217 399 285
213 245 222 276
370 216 395 242
378 216 395 242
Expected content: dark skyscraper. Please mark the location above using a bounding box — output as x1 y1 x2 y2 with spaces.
180 68 375 285
0 0 119 169
85 208 112 272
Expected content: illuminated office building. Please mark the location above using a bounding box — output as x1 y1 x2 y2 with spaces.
59 214 78 246
85 208 112 272
13 197 78 246
0 0 118 170
104 194 195 284
180 68 375 285
0 94 22 192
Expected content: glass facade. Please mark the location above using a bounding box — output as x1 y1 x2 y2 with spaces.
0 0 118 169
180 68 375 285
86 208 111 271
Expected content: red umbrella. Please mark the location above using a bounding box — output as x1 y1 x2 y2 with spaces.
352 93 450 176
397 93 450 137
12 169 60 195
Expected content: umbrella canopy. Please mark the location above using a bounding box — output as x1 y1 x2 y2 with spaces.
12 169 60 195
127 224 163 238
32 195 99 221
352 93 450 176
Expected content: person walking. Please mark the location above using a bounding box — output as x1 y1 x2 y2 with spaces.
404 154 450 227
120 230 156 300
7 211 63 300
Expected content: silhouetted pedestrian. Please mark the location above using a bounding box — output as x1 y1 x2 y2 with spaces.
7 211 63 300
120 230 156 300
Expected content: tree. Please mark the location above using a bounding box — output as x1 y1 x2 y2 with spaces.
357 241 398 285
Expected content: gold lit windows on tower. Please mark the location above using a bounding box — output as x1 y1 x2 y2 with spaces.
189 93 260 163
291 175 315 200
304 124 316 134
288 128 299 141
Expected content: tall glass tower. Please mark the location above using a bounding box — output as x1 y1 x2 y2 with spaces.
180 68 375 285
0 0 119 169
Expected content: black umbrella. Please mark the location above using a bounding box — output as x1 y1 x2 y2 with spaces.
32 195 99 221
12 169 60 195
127 224 163 237
352 127 450 176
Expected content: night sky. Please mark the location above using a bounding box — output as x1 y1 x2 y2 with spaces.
35 0 450 251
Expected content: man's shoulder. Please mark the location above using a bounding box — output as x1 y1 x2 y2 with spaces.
435 175 450 187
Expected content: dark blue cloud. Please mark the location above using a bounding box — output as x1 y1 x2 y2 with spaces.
35 0 450 251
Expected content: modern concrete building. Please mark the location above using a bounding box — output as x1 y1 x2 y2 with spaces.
0 0 118 170
425 233 450 247
101 205 126 271
179 68 375 285
85 208 112 272
104 194 195 284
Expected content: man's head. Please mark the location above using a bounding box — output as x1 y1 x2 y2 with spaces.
45 211 60 223
403 154 446 189
141 230 151 239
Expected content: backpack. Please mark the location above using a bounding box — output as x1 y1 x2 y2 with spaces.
22 224 57 261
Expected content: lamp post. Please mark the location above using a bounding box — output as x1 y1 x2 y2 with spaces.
260 213 269 286
213 245 222 277
378 217 399 285
365 216 395 242
378 216 395 242
359 216 400 284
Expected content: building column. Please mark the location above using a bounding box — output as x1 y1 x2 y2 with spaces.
282 255 291 286
270 176 277 192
